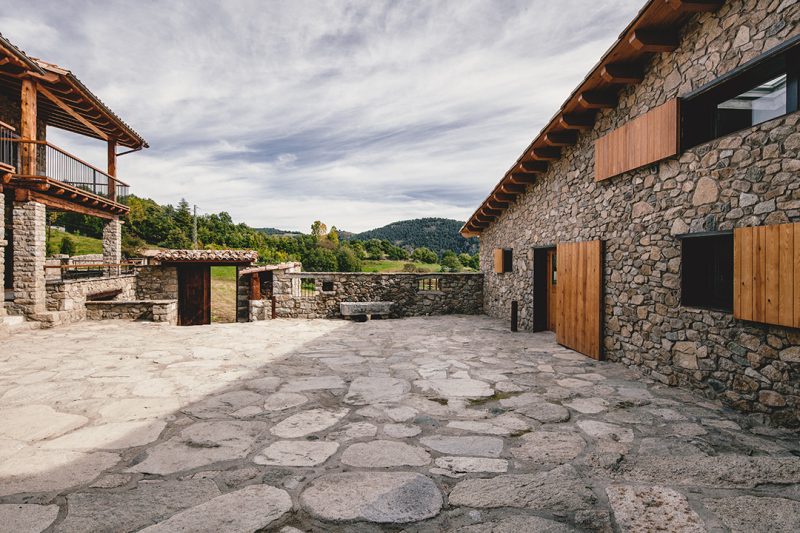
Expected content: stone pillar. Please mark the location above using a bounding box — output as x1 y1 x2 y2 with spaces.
0 191 5 317
12 200 46 316
103 217 122 276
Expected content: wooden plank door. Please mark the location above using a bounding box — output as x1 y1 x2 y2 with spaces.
546 249 558 331
556 240 603 359
178 265 210 326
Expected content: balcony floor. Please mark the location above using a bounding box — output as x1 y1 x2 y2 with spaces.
0 316 799 531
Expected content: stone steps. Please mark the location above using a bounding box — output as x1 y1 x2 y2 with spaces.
0 313 41 335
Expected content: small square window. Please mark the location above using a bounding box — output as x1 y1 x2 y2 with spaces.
300 278 316 297
418 278 440 291
322 281 334 292
680 233 733 312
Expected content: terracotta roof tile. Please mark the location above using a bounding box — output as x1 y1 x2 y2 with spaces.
153 249 258 264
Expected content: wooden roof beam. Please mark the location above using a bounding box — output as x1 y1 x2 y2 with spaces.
668 0 723 12
508 173 536 185
530 147 561 161
600 63 644 84
629 29 679 53
559 112 595 131
499 182 526 194
544 130 578 147
480 207 501 217
474 214 495 224
486 199 509 210
37 83 109 140
519 161 548 173
493 192 516 203
578 90 618 109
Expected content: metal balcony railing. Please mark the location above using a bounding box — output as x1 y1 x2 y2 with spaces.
0 128 129 202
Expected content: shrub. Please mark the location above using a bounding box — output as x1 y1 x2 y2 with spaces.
60 235 77 256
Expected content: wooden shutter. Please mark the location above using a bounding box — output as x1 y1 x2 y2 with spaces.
556 240 603 360
595 98 679 181
734 222 800 328
493 249 504 273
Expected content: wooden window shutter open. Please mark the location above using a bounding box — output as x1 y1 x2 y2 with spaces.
493 249 504 273
734 222 800 328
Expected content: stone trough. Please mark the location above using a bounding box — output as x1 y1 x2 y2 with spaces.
339 301 394 321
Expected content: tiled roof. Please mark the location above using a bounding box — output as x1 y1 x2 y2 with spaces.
153 249 258 264
240 262 301 275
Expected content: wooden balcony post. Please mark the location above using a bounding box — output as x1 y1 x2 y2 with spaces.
20 79 37 175
107 139 117 201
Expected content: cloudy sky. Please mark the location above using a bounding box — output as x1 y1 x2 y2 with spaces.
2 0 640 232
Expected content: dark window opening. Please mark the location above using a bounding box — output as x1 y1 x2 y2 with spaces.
680 233 733 312
502 249 513 273
321 281 334 292
418 278 440 291
682 36 800 149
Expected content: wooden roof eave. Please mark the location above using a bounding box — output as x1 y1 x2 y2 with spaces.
460 0 724 237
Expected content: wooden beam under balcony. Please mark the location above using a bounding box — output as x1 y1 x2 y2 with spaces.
544 131 578 147
600 63 644 84
559 112 595 131
578 90 618 109
530 147 561 161
628 29 679 53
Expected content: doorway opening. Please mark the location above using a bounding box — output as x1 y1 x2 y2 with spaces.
532 246 557 332
211 266 238 323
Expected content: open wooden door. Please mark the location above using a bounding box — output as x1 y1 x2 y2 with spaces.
556 240 603 360
178 265 211 326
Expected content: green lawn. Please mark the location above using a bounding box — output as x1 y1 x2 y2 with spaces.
47 229 103 256
361 260 441 273
211 266 238 323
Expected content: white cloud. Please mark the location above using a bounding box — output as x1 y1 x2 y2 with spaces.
3 0 642 232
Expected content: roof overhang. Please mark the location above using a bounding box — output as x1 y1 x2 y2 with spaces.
461 0 724 237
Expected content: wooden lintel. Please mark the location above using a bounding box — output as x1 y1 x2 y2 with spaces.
668 0 723 12
628 29 679 53
37 83 109 140
578 90 618 109
520 161 548 173
530 147 561 161
600 63 644 84
559 113 595 131
544 131 578 147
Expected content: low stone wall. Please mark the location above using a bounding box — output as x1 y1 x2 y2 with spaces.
274 272 483 319
85 300 178 325
136 266 178 300
46 274 136 312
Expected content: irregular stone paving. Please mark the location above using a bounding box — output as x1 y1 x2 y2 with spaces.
0 316 799 531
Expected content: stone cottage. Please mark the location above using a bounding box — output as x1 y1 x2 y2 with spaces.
0 33 147 327
461 0 800 425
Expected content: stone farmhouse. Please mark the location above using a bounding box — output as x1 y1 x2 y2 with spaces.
462 0 800 425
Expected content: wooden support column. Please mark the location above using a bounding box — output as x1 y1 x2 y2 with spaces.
20 79 37 175
107 139 117 201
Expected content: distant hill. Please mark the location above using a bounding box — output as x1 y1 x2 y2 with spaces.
255 227 303 236
348 218 477 255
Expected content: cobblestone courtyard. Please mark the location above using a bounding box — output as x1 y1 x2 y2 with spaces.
1 316 799 532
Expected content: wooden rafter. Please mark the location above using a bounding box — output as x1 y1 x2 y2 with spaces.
578 91 618 109
559 113 595 130
628 29 679 52
37 83 109 140
544 131 578 147
600 63 644 84
530 147 561 161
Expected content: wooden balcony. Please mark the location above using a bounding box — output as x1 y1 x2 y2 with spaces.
0 121 129 218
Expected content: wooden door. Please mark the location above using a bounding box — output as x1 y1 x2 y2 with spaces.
546 249 558 331
178 265 210 326
556 240 603 360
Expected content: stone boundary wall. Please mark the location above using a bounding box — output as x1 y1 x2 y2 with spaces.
136 266 179 300
478 0 800 425
85 300 177 324
46 274 136 312
273 272 483 319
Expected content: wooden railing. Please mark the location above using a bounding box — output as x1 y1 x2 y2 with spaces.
0 137 130 202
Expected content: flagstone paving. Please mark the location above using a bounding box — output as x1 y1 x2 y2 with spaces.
0 315 799 531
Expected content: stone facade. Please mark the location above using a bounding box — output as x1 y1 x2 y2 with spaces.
102 217 122 275
85 300 178 324
11 201 46 317
0 192 5 317
478 0 800 425
136 266 179 300
272 272 483 319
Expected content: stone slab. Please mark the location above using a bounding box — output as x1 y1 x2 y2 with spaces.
341 440 431 467
420 436 503 457
281 376 345 392
434 456 508 473
270 408 349 438
42 421 166 450
344 376 410 405
0 405 87 441
704 496 800 533
0 504 59 533
263 392 308 411
254 440 339 466
511 431 586 464
0 447 119 496
606 485 705 533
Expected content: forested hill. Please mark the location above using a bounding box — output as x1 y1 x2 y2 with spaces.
349 218 477 255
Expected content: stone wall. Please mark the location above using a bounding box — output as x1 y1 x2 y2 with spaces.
0 192 5 317
478 0 800 425
11 200 46 317
46 274 136 312
136 266 179 300
102 218 122 274
273 272 483 319
85 300 177 325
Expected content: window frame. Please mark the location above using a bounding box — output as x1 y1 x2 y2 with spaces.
678 231 734 313
417 277 441 292
681 35 800 150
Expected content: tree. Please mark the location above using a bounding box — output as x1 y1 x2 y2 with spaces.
328 226 340 247
459 252 479 270
411 247 437 264
311 221 328 241
336 246 362 272
386 245 408 260
350 240 367 260
364 239 384 259
440 251 462 272
60 235 77 256
302 247 338 272
160 227 192 249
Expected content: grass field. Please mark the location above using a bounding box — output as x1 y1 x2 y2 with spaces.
47 229 103 256
361 260 441 273
211 266 238 323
